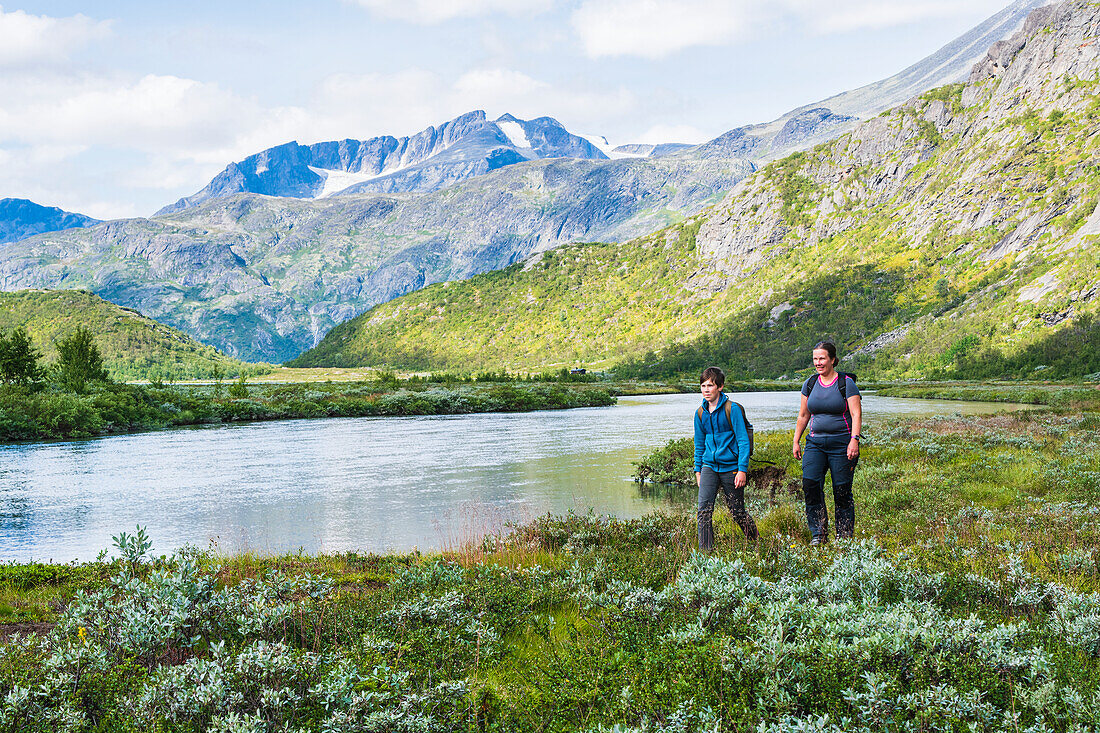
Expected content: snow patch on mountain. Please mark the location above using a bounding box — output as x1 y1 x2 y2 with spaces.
580 133 615 156
308 167 379 198
496 121 531 151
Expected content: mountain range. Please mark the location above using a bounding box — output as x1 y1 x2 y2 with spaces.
0 0 1051 364
292 0 1100 381
157 111 608 214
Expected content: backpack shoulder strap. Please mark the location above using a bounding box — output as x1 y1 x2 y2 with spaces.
696 405 704 421
724 400 732 427
803 375 817 396
838 372 847 402
731 401 750 428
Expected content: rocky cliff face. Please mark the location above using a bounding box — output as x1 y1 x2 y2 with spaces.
693 0 1099 363
158 111 607 214
0 155 751 362
0 199 99 244
697 0 1096 270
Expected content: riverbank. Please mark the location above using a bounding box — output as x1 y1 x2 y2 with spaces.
869 380 1100 407
0 373 815 444
0 380 617 443
3 404 1099 730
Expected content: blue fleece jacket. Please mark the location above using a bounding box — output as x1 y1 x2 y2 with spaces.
693 392 750 473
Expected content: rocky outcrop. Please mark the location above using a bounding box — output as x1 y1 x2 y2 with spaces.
611 143 693 158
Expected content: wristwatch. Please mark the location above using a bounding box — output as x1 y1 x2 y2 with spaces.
852 434 863 442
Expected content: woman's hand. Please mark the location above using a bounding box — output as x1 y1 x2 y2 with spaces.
792 441 802 460
847 437 860 460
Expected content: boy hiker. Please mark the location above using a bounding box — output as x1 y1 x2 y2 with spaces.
693 366 759 552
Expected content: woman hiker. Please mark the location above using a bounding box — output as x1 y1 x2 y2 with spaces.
792 341 862 544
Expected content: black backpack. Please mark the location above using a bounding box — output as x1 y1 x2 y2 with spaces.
696 400 754 457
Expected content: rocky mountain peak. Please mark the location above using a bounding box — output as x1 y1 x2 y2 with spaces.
0 198 99 245
157 110 607 214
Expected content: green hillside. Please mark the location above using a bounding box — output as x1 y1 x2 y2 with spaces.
0 289 262 381
288 222 709 371
293 3 1100 380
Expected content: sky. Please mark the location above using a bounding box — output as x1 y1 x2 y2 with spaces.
0 0 1023 219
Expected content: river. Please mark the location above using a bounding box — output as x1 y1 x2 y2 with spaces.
0 391 1031 561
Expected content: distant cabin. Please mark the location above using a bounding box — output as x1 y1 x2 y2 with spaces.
570 368 586 375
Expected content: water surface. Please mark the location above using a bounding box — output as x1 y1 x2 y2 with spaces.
0 391 1029 561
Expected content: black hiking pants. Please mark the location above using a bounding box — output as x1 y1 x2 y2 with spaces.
801 433 858 541
697 466 758 552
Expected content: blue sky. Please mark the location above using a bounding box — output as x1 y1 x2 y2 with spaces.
0 0 1020 218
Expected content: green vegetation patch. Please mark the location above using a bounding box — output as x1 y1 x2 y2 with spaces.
0 290 261 382
0 379 617 443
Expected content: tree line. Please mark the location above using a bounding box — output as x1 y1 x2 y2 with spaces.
0 325 109 393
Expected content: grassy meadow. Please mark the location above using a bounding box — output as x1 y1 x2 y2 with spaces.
2 388 1099 731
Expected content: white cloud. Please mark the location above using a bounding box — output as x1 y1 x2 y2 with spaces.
0 72 287 161
0 6 111 66
349 0 553 24
453 68 547 97
572 0 759 58
572 0 1013 58
0 144 139 219
0 69 315 212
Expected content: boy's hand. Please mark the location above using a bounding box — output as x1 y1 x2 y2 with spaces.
735 470 747 488
695 472 701 487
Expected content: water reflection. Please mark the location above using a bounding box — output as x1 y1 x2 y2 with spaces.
0 391 1031 561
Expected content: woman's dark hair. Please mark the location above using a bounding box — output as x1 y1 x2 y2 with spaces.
700 366 725 387
813 341 839 367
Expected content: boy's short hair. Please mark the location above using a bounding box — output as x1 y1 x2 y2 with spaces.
700 366 725 387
